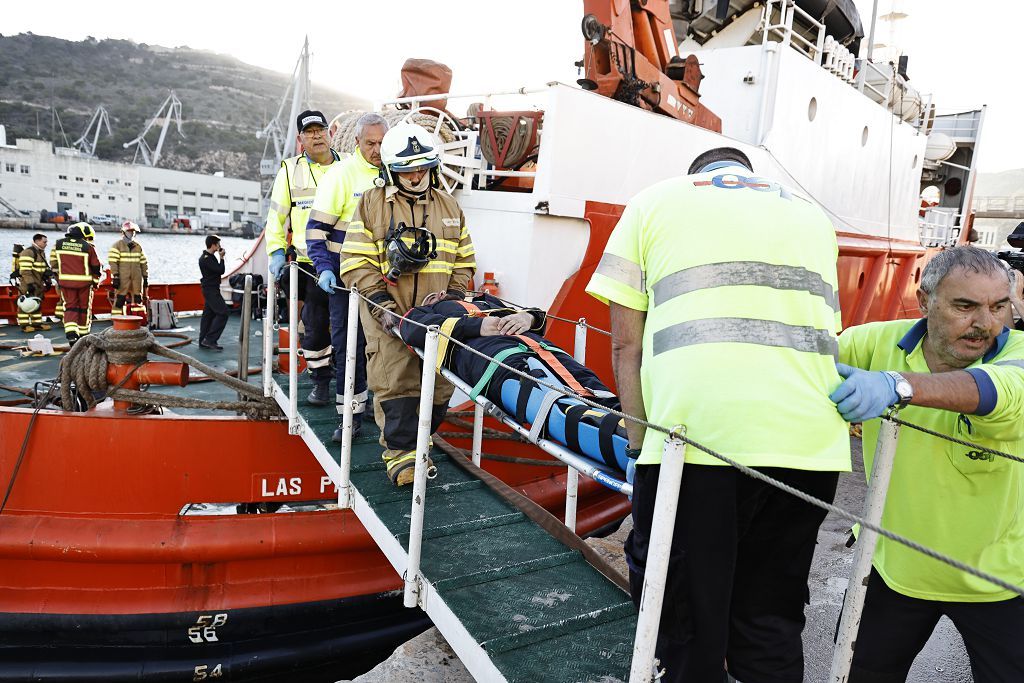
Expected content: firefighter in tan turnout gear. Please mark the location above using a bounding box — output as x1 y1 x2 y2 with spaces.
108 221 148 316
340 122 476 486
14 233 53 332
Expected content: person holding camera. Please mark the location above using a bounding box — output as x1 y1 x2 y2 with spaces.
198 235 229 350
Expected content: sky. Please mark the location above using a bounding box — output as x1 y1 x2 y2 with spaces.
2 0 1020 172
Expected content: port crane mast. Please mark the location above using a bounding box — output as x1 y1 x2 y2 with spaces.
123 91 185 167
74 105 112 157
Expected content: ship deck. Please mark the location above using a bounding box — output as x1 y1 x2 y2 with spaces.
0 311 263 412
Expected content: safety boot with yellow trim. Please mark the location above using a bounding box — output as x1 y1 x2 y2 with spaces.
384 449 436 487
21 325 36 333
38 323 51 331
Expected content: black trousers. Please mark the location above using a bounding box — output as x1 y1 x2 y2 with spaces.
298 266 332 383
199 285 229 344
849 568 1024 683
626 464 838 683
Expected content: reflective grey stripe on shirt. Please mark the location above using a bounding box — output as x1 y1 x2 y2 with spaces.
653 317 839 358
993 360 1024 370
595 253 645 293
308 209 340 226
652 261 838 310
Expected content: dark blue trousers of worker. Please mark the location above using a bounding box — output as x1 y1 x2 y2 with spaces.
328 285 367 416
199 285 229 346
298 266 332 385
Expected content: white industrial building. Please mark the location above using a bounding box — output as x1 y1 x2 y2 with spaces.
0 129 261 225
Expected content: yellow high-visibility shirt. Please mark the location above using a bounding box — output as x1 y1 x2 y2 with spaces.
265 152 339 264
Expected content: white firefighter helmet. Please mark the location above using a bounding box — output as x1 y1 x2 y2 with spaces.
380 123 440 179
121 220 140 234
17 295 42 314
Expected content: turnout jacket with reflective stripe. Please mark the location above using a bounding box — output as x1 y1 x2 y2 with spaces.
265 153 338 264
107 239 148 280
51 236 101 289
586 164 850 471
340 185 476 317
841 319 1024 602
305 148 381 275
17 245 47 289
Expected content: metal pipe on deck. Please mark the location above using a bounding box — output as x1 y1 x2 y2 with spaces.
629 428 687 683
405 326 440 609
829 418 900 682
338 286 360 509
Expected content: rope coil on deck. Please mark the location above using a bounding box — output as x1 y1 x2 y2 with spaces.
290 262 1024 596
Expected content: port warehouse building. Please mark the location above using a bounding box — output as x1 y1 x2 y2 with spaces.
0 132 261 225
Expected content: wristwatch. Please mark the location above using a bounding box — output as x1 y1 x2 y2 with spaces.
885 371 914 409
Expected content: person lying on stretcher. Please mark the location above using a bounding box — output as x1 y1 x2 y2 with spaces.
396 291 636 482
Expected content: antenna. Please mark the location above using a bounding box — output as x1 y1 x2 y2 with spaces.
74 105 113 156
122 91 185 167
258 37 312 177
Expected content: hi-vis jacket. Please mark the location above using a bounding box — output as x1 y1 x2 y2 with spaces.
108 239 148 288
306 148 381 276
51 236 101 289
265 152 339 263
17 244 48 293
340 185 476 321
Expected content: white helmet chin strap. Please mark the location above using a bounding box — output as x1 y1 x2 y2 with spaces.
396 170 431 194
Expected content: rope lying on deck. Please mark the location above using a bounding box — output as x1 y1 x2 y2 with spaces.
59 327 278 418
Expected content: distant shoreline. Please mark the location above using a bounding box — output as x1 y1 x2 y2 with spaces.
0 218 249 237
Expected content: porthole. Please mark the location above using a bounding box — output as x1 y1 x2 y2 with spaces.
861 126 869 146
808 97 818 122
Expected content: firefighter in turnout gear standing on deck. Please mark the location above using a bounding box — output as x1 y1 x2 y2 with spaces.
14 233 52 332
265 110 340 406
108 221 148 316
306 112 388 443
51 222 101 345
340 122 476 486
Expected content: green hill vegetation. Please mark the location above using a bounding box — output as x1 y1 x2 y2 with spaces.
0 33 367 179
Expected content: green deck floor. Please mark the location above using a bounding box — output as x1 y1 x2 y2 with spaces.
273 371 636 683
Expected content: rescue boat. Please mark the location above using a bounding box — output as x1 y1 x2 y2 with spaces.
0 1 984 680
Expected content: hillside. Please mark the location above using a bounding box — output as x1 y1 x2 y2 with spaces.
0 33 368 180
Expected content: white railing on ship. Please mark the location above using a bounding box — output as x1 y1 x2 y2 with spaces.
276 277 1020 683
762 0 827 64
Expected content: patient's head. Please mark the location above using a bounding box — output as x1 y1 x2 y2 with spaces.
421 291 446 306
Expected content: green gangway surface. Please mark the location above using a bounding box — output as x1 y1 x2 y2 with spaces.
271 371 637 683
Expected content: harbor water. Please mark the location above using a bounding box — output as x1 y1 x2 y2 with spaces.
3 228 259 283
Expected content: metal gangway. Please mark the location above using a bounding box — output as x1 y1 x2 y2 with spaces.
258 262 1024 682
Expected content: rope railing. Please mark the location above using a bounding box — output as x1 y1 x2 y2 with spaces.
279 261 1024 682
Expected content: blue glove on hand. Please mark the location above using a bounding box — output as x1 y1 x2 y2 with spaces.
830 362 898 423
317 270 337 294
269 250 286 279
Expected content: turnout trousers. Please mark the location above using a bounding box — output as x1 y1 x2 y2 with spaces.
328 286 367 416
59 285 94 339
16 280 43 326
626 463 838 683
113 271 145 316
362 304 453 483
849 568 1024 683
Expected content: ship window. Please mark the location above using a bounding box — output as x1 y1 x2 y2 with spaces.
944 177 962 197
807 97 817 122
861 126 869 146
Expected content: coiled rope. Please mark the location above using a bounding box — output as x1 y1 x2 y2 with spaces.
330 109 458 156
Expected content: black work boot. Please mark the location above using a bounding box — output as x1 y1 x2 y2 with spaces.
306 381 331 406
332 418 363 443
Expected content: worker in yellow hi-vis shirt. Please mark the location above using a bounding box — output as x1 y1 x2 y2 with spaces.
832 246 1024 682
587 147 850 683
265 109 339 406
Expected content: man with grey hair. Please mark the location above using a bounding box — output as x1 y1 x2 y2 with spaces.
306 112 388 441
831 245 1024 682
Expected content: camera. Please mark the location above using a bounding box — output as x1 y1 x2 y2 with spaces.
996 222 1024 272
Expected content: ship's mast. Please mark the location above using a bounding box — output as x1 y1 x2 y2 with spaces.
258 37 312 177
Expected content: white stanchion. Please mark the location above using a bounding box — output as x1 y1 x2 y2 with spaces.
471 403 484 467
629 427 687 683
829 419 901 682
262 264 275 398
564 318 588 532
405 326 440 609
574 318 587 365
287 262 299 435
338 286 360 509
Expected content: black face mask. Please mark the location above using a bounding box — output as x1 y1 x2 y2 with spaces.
382 223 437 285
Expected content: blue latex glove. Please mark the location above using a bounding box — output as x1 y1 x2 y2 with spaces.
269 249 286 279
317 270 337 294
830 362 898 423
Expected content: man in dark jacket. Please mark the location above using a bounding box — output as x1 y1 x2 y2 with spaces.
198 235 229 350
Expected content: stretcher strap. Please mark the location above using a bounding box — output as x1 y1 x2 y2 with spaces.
515 335 594 397
598 414 621 469
453 300 486 317
435 317 461 370
469 345 525 400
516 376 537 424
563 404 589 454
529 392 563 442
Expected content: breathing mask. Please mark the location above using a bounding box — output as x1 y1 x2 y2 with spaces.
383 222 437 285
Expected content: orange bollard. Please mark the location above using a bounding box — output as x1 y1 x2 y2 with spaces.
105 316 188 413
277 327 307 374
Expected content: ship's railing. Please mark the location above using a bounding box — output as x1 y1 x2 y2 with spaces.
919 208 962 248
761 0 827 64
272 263 1024 682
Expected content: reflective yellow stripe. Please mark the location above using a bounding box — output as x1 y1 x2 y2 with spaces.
343 242 382 256
339 256 375 275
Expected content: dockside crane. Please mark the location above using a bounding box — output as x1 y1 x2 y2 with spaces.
74 105 113 157
123 91 185 167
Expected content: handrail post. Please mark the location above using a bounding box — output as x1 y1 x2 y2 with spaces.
405 325 439 608
237 274 253 400
287 262 299 435
629 427 687 683
338 285 359 509
564 317 589 533
262 262 276 398
829 418 901 682
471 403 484 467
